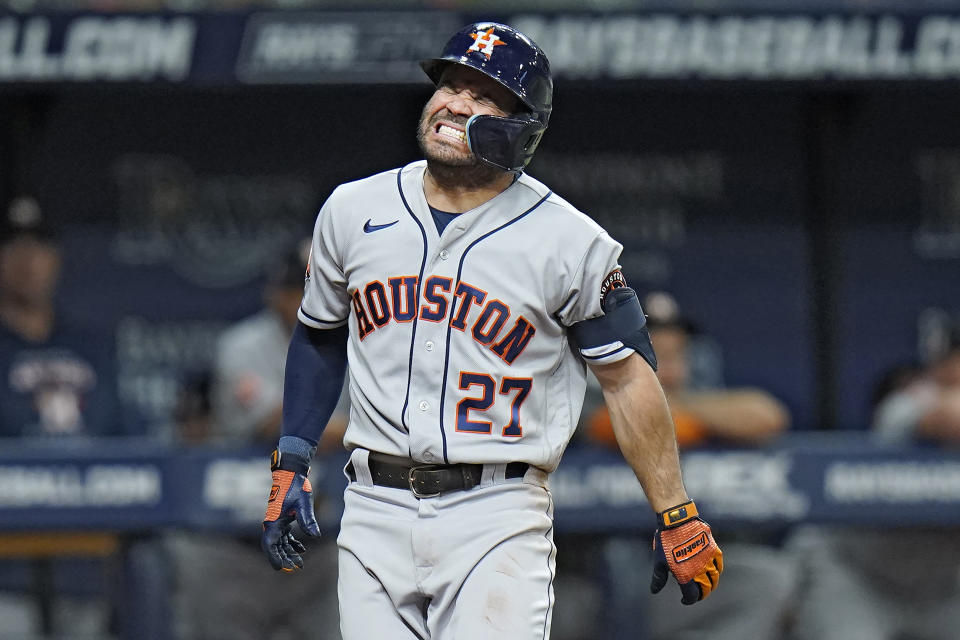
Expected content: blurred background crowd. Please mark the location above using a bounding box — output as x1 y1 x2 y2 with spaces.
2 0 960 639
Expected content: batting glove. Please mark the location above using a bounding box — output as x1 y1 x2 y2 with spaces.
650 500 724 604
262 449 322 572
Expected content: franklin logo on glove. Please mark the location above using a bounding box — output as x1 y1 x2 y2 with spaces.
673 532 708 561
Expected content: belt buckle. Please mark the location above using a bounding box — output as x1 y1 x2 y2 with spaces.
408 465 441 499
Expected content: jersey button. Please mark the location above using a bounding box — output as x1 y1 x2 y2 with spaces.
425 340 434 351
439 249 449 260
419 401 429 411
423 452 434 462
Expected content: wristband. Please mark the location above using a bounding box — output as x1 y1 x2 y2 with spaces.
657 500 699 529
270 449 310 476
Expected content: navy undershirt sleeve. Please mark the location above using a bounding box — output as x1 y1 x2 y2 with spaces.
281 320 349 446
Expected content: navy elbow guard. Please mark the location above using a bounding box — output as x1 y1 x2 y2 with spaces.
570 287 658 370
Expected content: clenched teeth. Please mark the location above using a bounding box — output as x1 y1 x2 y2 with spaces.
438 124 466 143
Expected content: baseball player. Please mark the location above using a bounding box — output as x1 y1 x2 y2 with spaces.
261 22 723 639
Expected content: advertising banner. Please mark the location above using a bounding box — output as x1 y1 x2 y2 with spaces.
2 438 959 532
5 10 960 85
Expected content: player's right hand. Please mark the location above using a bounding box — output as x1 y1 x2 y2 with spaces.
650 500 723 605
262 449 322 571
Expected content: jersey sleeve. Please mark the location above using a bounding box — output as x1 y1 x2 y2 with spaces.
299 194 351 329
557 231 633 365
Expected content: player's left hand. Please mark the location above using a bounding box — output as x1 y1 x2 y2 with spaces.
262 450 322 572
650 500 723 604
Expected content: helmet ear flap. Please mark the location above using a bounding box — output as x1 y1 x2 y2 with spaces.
466 114 546 173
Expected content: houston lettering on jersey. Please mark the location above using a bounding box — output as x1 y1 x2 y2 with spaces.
351 275 535 365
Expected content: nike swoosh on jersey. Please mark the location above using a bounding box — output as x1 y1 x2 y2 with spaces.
363 219 399 233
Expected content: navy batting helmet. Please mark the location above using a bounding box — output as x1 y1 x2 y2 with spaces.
421 22 553 172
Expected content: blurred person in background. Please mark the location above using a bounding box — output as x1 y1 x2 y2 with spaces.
209 238 345 449
167 239 345 640
0 196 121 438
585 291 793 640
589 291 789 448
788 329 960 640
872 335 960 445
0 197 128 637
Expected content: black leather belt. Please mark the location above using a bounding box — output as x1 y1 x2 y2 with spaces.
348 454 529 498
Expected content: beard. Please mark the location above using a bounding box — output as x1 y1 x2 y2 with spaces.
416 105 506 189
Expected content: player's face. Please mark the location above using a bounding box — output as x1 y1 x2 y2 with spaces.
417 65 520 167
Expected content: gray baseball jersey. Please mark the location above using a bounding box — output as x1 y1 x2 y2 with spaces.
299 160 627 471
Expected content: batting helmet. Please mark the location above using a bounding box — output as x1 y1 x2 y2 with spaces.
420 22 553 172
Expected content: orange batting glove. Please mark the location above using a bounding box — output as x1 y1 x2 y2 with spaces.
650 500 724 604
261 449 322 572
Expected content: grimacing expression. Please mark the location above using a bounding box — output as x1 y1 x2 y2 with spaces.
417 64 521 167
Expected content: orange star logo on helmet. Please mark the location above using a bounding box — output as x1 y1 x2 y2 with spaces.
468 27 507 60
